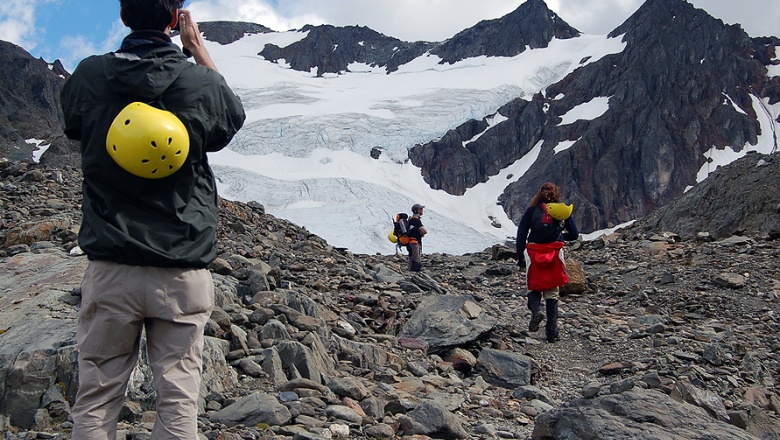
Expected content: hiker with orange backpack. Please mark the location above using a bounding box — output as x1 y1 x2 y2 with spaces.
406 204 428 271
388 204 427 270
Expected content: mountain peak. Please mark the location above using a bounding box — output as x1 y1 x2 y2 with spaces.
198 21 275 45
609 0 731 39
431 0 579 64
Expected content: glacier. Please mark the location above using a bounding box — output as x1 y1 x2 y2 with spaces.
184 31 630 255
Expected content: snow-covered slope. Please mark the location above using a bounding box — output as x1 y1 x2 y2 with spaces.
187 31 627 255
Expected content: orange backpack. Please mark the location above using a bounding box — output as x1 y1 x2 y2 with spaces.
394 213 412 245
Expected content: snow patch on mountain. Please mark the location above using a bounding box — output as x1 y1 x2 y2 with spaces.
693 95 779 187
187 32 627 254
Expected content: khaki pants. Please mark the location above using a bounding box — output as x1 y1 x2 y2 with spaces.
71 261 214 440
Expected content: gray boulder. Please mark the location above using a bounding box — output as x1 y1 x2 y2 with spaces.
399 295 496 353
532 389 760 440
476 348 533 389
398 400 469 439
209 392 292 427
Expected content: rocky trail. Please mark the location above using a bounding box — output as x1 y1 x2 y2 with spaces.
1 157 780 439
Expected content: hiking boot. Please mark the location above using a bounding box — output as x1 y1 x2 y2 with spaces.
545 298 559 343
528 312 545 332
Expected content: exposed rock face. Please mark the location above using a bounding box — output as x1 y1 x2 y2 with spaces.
259 24 433 75
0 41 78 165
430 0 580 64
640 151 780 238
409 97 547 195
197 21 275 45
411 0 780 232
257 0 577 76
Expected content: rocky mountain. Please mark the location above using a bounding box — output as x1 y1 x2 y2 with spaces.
198 21 276 45
0 41 78 165
1 152 779 439
412 0 780 233
259 24 433 75
429 0 580 64
257 0 580 76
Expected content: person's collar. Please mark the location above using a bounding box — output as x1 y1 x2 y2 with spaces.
118 30 174 53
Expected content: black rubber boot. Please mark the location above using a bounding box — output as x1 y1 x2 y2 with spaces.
546 298 559 342
527 291 545 332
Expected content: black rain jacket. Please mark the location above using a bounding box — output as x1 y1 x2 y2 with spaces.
61 31 246 267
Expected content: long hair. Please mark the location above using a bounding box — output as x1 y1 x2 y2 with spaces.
529 182 561 207
120 0 183 31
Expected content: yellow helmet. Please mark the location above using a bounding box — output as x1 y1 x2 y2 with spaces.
106 102 189 179
546 203 573 221
387 231 398 243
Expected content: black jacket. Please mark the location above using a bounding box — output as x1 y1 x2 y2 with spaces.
61 31 245 267
516 204 579 259
409 215 424 242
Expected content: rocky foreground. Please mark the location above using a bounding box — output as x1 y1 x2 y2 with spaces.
1 157 780 439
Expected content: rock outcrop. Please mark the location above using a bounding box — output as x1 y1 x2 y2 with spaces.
430 0 580 64
640 151 780 238
259 24 433 75
0 41 77 165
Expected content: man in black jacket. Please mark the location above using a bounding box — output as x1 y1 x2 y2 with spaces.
60 1 245 438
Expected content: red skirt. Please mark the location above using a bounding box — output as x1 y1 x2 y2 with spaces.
526 241 569 291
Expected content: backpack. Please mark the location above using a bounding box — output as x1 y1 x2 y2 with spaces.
530 203 565 244
393 213 412 245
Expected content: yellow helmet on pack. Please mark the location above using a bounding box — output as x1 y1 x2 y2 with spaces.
106 102 189 179
546 203 573 221
388 231 398 243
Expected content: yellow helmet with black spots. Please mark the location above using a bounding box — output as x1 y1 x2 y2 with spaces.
106 102 189 179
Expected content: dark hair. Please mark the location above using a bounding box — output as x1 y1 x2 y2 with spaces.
529 182 561 207
120 0 183 31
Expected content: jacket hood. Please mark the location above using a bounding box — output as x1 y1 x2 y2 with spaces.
104 43 189 101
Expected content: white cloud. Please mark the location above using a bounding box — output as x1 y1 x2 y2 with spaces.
187 0 319 33
0 0 45 51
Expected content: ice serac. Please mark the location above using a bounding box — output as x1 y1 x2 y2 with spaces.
411 0 780 233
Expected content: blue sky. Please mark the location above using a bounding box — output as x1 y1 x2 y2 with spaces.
1 0 778 73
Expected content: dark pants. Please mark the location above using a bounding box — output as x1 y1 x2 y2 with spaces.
527 290 559 342
408 242 422 271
